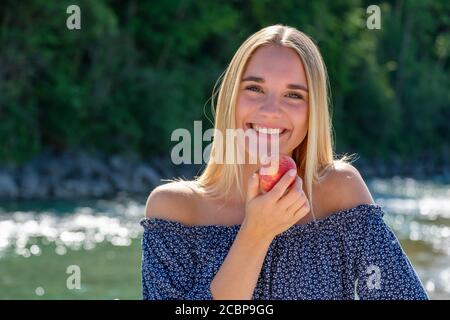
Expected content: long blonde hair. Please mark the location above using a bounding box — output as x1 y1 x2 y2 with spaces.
170 24 355 220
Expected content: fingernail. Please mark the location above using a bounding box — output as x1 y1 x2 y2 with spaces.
288 169 296 176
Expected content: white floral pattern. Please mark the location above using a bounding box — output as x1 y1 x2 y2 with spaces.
140 204 428 300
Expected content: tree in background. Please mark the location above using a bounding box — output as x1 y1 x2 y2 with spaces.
0 0 448 170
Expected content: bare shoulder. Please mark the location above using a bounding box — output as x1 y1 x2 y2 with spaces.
144 180 199 225
315 161 375 219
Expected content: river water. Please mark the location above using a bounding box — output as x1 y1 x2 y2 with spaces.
0 176 449 299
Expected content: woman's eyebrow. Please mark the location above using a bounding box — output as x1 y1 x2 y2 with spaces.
241 75 308 92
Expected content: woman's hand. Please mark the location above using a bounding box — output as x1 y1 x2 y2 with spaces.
242 169 311 241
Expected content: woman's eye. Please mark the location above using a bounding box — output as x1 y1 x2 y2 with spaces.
286 92 303 100
245 85 263 93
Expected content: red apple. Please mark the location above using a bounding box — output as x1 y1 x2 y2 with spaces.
259 154 297 193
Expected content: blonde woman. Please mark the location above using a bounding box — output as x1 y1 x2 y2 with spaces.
140 25 428 300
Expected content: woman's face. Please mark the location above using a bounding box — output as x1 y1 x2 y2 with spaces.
236 45 309 161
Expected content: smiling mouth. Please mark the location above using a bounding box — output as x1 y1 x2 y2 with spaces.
245 123 290 136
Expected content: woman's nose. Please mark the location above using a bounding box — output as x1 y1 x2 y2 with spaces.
258 97 282 118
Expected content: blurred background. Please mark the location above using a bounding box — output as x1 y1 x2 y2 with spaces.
0 0 449 299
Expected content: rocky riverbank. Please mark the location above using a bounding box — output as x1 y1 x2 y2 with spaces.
0 150 202 200
0 149 449 200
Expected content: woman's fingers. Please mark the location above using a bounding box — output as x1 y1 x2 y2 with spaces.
267 169 297 201
246 170 261 202
288 198 311 221
278 176 305 209
286 196 304 216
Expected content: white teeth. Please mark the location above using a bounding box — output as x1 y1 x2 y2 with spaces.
251 124 285 135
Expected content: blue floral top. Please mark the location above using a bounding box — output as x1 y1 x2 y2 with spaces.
140 203 428 300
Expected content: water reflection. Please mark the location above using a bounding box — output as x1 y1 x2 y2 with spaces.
0 195 145 258
368 177 450 299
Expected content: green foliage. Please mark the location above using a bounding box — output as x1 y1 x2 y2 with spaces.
0 0 448 165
